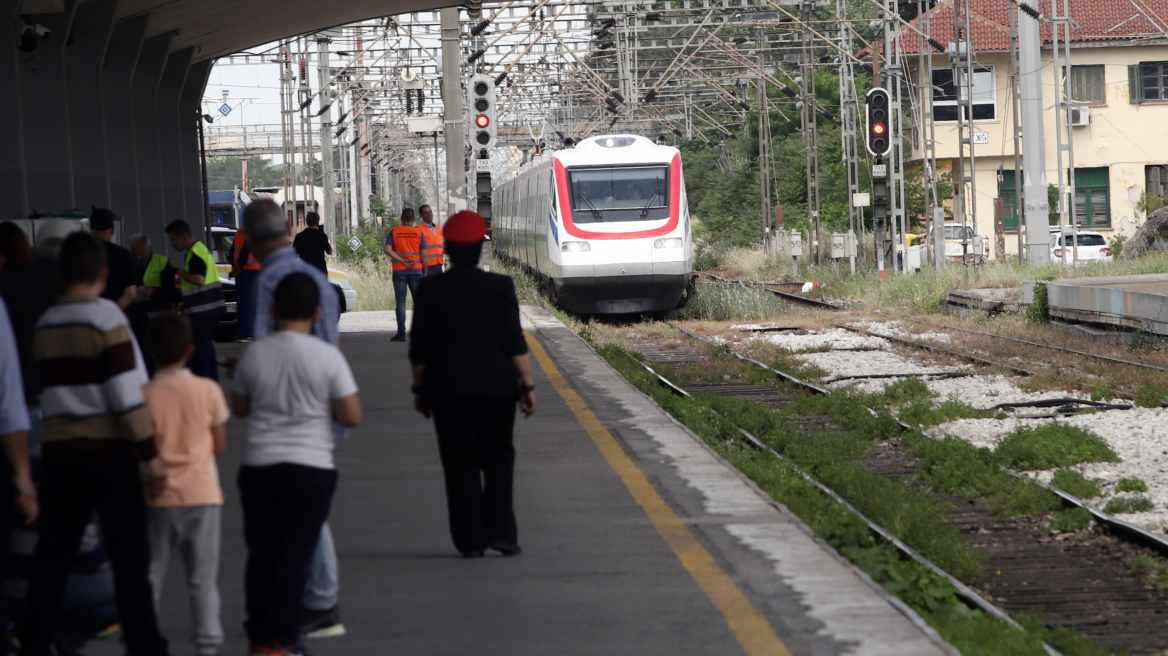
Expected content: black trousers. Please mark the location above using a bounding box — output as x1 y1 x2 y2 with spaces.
431 397 518 555
238 464 336 647
20 455 168 656
188 318 218 382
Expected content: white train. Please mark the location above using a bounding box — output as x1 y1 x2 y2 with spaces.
492 134 693 314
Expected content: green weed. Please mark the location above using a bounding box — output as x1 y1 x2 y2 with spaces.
1089 383 1118 402
994 424 1119 471
1050 469 1101 499
666 284 791 322
1115 476 1149 493
1134 382 1167 408
1103 496 1155 514
1132 554 1168 589
1024 283 1049 325
1044 507 1093 534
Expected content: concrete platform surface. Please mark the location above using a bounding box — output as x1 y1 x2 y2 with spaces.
82 307 953 656
1025 273 1168 334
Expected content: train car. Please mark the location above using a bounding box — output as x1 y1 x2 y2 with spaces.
493 134 693 314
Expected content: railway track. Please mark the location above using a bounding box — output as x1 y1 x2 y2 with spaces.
617 323 1168 654
695 271 842 310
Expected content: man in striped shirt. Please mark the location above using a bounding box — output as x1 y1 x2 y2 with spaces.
20 232 170 656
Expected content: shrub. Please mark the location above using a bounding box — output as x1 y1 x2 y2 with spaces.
1103 496 1154 514
1115 476 1149 493
994 423 1118 471
1024 283 1049 325
1050 469 1101 499
1045 507 1093 533
1134 382 1167 408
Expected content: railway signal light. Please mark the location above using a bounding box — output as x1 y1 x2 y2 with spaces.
865 87 891 157
468 74 497 150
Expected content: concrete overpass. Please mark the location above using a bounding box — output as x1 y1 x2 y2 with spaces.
3 0 454 244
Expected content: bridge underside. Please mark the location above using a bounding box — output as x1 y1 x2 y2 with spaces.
3 0 450 243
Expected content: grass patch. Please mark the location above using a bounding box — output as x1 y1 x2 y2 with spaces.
1103 496 1155 514
1089 383 1118 402
858 380 1002 428
666 283 792 321
1132 554 1168 589
1134 382 1167 408
1115 476 1148 493
994 424 1119 471
1050 469 1101 499
1044 507 1093 534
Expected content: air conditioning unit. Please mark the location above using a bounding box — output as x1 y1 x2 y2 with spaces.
1070 106 1091 127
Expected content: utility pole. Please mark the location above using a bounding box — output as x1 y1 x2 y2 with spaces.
838 0 861 249
952 0 978 281
757 27 773 253
919 0 944 272
1051 0 1078 270
1019 0 1051 265
279 41 296 226
317 32 337 241
883 0 906 274
440 7 466 220
1008 0 1024 264
800 0 822 264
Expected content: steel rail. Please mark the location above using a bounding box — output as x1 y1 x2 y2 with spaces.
631 339 1059 654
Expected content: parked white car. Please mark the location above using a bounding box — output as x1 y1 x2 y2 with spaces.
1048 229 1113 262
925 223 990 259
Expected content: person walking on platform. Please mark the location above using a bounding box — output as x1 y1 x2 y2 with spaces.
165 221 225 381
417 204 444 276
409 211 537 558
292 212 332 274
21 232 170 656
232 226 263 342
233 273 361 656
383 208 426 342
242 199 345 640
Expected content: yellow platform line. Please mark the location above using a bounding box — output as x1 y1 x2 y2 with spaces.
525 333 791 656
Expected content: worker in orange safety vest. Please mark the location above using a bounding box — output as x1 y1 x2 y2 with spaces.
232 226 263 340
417 204 444 276
383 207 427 342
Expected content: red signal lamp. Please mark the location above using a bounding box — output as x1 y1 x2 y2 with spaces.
475 114 490 128
872 123 886 135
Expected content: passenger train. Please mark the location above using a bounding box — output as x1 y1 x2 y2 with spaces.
493 134 694 315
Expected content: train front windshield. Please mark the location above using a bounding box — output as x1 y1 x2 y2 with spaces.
567 166 669 223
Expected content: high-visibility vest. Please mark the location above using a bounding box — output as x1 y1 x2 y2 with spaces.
141 253 169 288
181 241 226 320
390 225 425 273
419 222 444 267
233 228 261 271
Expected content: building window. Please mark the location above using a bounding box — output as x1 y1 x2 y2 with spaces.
1147 165 1168 198
931 66 996 121
1073 167 1110 228
1070 65 1106 105
1130 61 1168 101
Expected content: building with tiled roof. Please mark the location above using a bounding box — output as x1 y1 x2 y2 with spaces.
878 0 1168 257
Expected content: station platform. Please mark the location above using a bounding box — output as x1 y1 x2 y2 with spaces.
1026 273 1168 335
94 307 955 656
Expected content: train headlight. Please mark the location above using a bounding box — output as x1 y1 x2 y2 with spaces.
562 241 591 252
653 238 683 249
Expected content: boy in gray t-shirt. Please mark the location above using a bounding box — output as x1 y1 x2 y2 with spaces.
232 272 361 655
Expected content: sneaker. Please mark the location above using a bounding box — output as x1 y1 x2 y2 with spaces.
390 333 407 342
302 605 346 639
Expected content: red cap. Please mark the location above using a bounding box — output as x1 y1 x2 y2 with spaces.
444 210 488 244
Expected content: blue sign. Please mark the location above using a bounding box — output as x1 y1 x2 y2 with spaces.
348 236 363 251
218 103 232 116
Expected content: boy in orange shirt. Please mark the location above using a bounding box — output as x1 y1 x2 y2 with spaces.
142 312 229 656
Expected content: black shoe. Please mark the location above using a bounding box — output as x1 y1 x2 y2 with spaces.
461 549 485 558
302 605 345 638
390 334 407 342
488 540 522 556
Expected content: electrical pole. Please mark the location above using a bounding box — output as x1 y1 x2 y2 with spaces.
838 0 861 253
317 32 337 240
280 41 296 225
800 0 822 264
1008 0 1024 264
952 0 978 281
441 7 467 220
757 27 773 253
1051 0 1078 270
1019 0 1051 265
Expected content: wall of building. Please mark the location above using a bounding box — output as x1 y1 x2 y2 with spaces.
909 44 1168 257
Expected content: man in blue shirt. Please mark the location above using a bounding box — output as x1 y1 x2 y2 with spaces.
241 200 344 639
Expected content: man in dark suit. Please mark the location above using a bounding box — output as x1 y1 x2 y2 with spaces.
408 211 536 558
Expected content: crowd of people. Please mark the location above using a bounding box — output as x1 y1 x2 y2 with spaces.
0 201 536 656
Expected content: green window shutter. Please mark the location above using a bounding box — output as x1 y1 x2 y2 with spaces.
1129 64 1142 103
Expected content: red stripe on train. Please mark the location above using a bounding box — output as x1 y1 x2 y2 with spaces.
554 153 681 240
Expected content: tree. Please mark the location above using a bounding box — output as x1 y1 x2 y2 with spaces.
206 156 287 191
